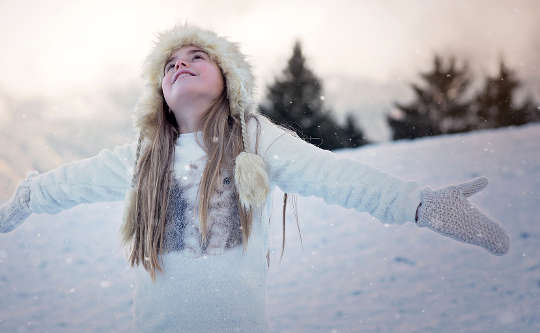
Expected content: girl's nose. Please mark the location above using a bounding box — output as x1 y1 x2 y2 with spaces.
175 59 189 70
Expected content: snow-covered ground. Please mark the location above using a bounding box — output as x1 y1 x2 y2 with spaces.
1 123 539 332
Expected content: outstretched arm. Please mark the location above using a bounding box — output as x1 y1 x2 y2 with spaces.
247 115 423 225
27 142 137 214
1 142 137 233
247 115 510 256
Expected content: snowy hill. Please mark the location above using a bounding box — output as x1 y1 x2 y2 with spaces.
1 123 539 332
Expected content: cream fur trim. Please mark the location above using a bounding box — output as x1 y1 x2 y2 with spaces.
133 23 256 137
120 186 137 245
234 151 270 212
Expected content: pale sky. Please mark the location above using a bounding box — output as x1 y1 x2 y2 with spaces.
1 0 539 140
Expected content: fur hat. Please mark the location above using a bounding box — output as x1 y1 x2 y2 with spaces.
124 23 270 221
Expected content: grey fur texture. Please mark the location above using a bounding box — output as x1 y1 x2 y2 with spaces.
162 157 242 257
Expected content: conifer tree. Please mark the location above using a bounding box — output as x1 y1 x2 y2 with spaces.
471 58 535 129
387 54 474 140
258 40 368 150
339 113 369 148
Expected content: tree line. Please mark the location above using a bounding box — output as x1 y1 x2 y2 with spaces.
259 41 540 149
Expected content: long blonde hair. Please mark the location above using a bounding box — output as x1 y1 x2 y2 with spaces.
121 75 301 282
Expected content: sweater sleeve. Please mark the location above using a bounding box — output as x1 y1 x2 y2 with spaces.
247 115 424 225
28 142 137 214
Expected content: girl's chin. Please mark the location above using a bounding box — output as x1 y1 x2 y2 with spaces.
173 76 197 85
171 83 204 93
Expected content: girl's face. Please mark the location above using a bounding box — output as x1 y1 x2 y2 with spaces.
161 45 224 113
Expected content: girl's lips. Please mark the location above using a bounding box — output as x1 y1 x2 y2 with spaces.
174 73 194 82
173 70 196 83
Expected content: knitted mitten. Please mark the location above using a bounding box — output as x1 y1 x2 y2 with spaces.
0 171 39 233
415 176 509 256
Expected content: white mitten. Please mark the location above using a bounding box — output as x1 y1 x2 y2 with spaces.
0 171 39 233
415 176 509 256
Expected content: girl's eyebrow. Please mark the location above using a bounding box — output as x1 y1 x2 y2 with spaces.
165 49 208 66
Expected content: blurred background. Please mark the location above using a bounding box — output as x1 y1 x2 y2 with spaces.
1 1 540 332
1 0 539 198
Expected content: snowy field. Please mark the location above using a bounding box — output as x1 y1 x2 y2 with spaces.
1 123 539 332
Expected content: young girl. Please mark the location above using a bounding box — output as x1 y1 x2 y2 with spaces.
0 23 510 332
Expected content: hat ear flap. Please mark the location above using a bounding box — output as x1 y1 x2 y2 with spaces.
133 86 164 140
234 151 270 212
120 186 138 245
234 107 270 212
120 133 145 246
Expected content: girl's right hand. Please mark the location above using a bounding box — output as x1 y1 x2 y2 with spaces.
0 171 38 233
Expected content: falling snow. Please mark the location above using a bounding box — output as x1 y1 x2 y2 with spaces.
0 123 538 332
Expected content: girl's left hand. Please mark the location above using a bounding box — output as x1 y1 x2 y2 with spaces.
0 171 38 233
415 176 510 256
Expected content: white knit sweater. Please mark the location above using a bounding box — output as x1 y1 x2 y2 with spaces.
27 115 423 332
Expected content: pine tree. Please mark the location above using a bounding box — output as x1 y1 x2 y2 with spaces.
471 58 535 129
523 96 540 123
258 40 368 150
387 54 474 140
339 114 369 148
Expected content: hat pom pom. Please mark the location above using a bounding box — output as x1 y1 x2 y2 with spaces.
234 151 270 212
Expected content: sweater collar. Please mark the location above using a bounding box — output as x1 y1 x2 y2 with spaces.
175 130 204 149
